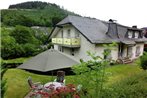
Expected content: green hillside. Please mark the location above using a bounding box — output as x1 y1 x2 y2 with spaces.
1 1 78 27
1 1 79 60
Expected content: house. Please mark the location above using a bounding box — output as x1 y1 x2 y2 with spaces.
142 27 147 51
142 27 147 38
49 15 147 63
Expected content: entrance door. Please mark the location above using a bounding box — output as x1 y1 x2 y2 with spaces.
119 44 132 59
118 43 123 58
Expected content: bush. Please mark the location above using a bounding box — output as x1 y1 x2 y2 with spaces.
140 52 147 70
102 72 147 98
1 61 8 98
72 51 110 97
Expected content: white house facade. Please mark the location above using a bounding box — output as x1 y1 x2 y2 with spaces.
50 15 147 63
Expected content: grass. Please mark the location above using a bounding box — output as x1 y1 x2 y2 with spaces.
2 57 30 64
106 63 142 85
107 71 147 98
3 63 146 98
3 69 52 98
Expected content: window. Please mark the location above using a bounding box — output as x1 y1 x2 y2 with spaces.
104 49 111 59
59 46 63 52
134 31 138 38
67 29 70 38
71 48 74 56
139 32 143 38
136 46 141 56
75 33 80 38
128 31 133 38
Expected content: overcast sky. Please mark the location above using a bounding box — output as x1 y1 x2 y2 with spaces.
0 0 147 28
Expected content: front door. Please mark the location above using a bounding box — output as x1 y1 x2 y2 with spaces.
118 43 124 58
118 44 132 59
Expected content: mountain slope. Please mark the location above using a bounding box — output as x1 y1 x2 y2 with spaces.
1 1 79 27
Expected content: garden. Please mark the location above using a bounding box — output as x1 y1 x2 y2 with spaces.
2 54 147 98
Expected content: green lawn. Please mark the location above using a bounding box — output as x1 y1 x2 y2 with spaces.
106 63 142 85
3 63 146 98
2 57 30 64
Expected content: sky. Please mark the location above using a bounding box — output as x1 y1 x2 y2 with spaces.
0 0 147 28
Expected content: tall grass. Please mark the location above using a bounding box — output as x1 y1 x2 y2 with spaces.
101 71 147 98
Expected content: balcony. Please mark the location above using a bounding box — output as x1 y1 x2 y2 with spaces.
52 38 80 47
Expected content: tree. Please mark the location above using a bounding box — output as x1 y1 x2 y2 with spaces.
1 28 17 59
140 52 147 70
11 25 41 45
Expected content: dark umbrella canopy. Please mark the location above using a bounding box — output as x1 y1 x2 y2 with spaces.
18 49 80 72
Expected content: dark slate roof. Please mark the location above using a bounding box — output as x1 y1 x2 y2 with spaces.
18 49 79 72
57 15 115 43
52 15 147 44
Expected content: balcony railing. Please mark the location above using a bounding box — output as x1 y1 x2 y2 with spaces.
52 38 80 47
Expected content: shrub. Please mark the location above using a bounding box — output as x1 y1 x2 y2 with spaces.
102 72 147 98
140 52 147 70
72 51 111 97
1 61 8 98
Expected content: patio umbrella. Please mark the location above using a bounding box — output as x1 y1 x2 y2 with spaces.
17 49 80 72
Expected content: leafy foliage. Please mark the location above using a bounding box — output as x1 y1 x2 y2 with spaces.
1 28 17 59
11 25 41 44
140 52 147 70
72 43 117 97
1 60 8 98
1 1 79 59
101 72 147 98
1 26 47 59
9 1 48 9
1 1 78 27
72 51 110 97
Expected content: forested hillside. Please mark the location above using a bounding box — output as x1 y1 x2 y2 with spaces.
2 1 78 27
1 1 79 59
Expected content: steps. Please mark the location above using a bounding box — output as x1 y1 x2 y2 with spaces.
117 57 132 64
122 58 132 64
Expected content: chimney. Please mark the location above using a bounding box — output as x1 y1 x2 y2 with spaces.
107 19 119 38
109 19 117 23
132 25 137 28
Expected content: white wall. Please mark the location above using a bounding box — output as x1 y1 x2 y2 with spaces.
54 25 77 38
54 45 58 50
131 43 144 59
53 24 145 62
95 44 118 61
74 32 95 61
53 25 121 61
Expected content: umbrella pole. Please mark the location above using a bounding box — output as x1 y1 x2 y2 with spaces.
51 70 54 81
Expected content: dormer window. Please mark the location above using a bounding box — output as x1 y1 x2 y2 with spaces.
134 31 138 38
128 31 133 38
139 31 143 38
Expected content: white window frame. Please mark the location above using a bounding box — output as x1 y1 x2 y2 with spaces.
128 31 132 38
134 31 138 38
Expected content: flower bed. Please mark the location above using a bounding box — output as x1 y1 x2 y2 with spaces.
30 84 80 98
